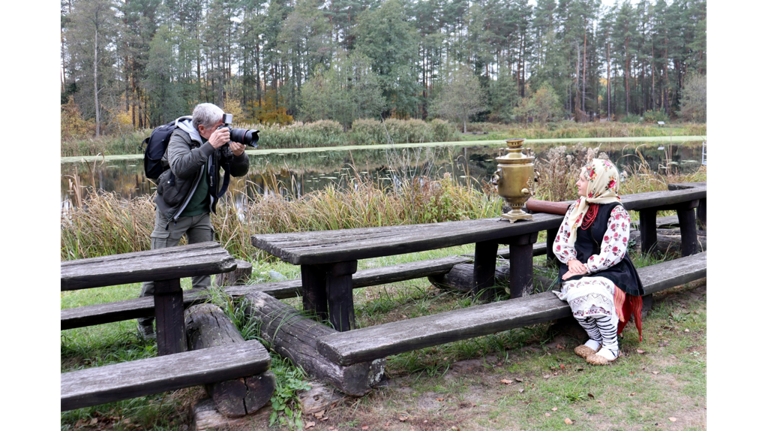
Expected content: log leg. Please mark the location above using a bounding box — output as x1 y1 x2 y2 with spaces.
677 200 699 257
639 209 658 254
473 240 498 301
641 294 655 319
301 264 329 321
696 198 706 230
326 261 358 332
154 278 187 356
546 228 558 268
507 232 537 298
185 303 275 417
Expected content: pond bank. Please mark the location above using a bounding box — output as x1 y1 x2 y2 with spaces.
60 135 706 164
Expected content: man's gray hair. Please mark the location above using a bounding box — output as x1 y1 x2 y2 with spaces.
192 103 224 130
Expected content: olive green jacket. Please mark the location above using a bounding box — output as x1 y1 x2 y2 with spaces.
155 119 249 225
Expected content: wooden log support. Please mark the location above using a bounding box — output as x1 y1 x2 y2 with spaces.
546 228 558 267
473 240 498 300
676 200 700 256
301 264 329 321
697 198 707 229
215 259 253 287
505 232 538 298
639 209 658 254
326 261 358 332
241 292 384 396
184 304 275 418
154 279 187 356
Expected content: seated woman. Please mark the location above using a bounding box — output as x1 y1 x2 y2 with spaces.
552 158 644 365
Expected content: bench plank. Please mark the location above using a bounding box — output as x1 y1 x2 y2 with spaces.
61 242 236 291
62 256 472 329
316 252 707 366
620 188 706 211
61 340 270 411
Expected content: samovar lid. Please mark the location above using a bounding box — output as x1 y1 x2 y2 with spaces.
496 138 533 163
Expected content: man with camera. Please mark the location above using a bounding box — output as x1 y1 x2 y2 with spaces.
137 102 252 339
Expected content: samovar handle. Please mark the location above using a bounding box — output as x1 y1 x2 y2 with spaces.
491 168 502 186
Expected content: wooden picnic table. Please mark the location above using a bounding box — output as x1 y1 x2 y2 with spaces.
251 185 705 333
61 242 236 355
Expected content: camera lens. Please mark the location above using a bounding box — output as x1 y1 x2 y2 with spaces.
230 128 259 147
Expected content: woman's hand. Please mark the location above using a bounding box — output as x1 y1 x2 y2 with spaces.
567 259 588 275
562 270 575 280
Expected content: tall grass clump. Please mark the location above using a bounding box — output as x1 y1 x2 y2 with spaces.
532 143 707 202
61 172 503 261
534 143 604 202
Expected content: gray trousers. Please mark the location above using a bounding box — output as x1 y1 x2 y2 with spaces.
138 211 214 327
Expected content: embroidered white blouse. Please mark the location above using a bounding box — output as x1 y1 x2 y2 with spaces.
553 201 632 274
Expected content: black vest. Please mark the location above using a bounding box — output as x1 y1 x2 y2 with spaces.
558 202 645 296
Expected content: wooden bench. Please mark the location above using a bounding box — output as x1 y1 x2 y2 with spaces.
316 252 707 366
252 186 705 332
61 242 236 355
61 340 269 411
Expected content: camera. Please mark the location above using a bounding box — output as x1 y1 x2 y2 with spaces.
217 113 259 148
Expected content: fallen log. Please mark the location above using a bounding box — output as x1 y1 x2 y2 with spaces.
240 292 385 396
184 303 275 418
429 263 556 296
629 230 706 254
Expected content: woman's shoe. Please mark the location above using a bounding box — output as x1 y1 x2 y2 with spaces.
586 349 619 365
574 345 597 358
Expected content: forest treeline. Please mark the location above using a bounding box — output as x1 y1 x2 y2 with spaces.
61 0 706 138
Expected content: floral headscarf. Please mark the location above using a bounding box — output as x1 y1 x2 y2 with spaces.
566 158 621 246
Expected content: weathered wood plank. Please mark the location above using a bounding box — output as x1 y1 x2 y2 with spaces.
62 256 471 330
61 340 271 411
316 252 707 366
61 242 237 291
620 187 706 211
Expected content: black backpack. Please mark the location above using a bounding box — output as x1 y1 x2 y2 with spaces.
141 116 191 180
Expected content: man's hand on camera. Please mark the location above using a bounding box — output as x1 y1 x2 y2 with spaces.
230 141 246 156
209 127 230 149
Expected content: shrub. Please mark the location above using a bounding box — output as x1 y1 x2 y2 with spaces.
383 118 434 144
621 113 644 124
350 118 388 145
643 109 670 123
429 119 457 142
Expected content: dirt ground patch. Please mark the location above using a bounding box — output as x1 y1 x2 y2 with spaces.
209 281 706 431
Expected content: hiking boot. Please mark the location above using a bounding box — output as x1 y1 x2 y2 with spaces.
137 323 156 340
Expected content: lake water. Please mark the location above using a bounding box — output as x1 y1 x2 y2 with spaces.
60 141 704 209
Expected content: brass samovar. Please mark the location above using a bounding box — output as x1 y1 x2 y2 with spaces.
492 138 536 223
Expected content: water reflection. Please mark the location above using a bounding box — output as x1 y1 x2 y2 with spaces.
61 142 704 210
